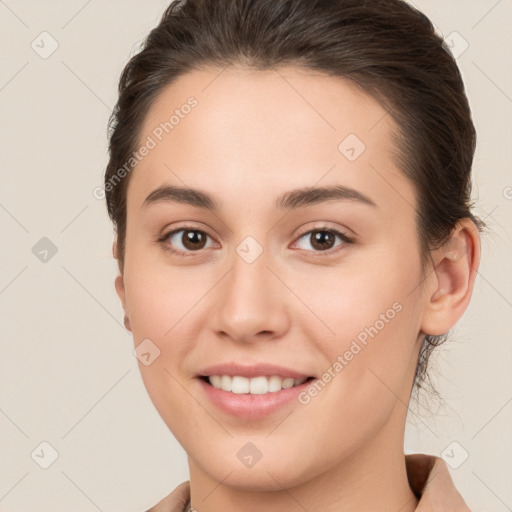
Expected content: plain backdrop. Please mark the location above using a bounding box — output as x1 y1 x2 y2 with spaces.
1 0 511 511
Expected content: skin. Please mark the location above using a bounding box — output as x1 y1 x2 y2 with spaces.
113 65 480 512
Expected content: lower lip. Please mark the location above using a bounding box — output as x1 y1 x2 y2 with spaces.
197 377 314 420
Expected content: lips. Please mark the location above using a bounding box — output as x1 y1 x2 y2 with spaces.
194 362 317 419
197 373 315 420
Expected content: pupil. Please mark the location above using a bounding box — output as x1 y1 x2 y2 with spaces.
313 230 334 250
185 230 204 249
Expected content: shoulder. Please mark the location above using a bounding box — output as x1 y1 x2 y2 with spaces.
144 481 191 512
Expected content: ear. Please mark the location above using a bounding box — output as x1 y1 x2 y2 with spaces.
115 273 132 332
112 238 118 259
420 219 481 336
115 273 127 311
113 238 131 332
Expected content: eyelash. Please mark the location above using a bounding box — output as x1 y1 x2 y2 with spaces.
158 224 355 258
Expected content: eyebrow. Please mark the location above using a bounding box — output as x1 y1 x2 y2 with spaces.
142 184 377 211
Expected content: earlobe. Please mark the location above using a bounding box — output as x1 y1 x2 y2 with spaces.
123 313 132 332
421 220 481 336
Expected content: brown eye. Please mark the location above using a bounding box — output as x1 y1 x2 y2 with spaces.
309 230 337 251
160 228 215 255
179 230 208 250
294 227 353 254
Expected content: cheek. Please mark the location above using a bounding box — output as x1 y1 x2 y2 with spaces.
125 251 211 340
292 246 421 348
293 247 423 411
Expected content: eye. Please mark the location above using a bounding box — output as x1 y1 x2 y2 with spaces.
158 227 216 256
158 225 355 257
292 226 354 255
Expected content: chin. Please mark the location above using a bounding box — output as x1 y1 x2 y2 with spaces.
190 444 315 492
211 465 308 492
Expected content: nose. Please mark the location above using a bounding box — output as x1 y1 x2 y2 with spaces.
208 247 290 345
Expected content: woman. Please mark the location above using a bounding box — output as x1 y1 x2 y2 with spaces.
103 0 483 510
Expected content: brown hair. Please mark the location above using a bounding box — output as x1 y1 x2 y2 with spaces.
104 0 484 397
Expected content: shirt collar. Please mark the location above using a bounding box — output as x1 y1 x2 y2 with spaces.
406 453 471 511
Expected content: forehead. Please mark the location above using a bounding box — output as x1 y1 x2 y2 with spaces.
126 65 414 218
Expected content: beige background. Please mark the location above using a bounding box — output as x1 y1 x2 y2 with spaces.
1 0 511 510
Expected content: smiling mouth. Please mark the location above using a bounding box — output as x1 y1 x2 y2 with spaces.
199 375 316 395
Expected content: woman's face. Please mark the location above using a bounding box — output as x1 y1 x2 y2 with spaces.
115 66 431 489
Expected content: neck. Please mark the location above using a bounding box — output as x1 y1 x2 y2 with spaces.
188 404 418 512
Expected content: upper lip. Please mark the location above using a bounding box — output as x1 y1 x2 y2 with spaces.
197 362 313 380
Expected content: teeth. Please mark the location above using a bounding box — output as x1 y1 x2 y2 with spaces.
207 375 308 394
